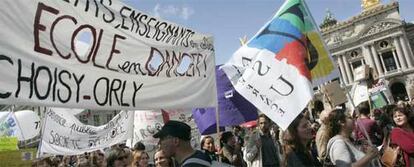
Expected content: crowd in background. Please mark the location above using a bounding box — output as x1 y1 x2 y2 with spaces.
31 100 414 167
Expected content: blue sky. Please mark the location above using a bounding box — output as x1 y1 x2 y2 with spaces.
123 0 414 65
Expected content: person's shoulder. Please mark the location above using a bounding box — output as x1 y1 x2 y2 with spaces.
327 135 346 148
182 150 212 167
194 150 211 159
182 163 209 167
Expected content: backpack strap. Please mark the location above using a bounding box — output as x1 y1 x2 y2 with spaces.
343 141 357 163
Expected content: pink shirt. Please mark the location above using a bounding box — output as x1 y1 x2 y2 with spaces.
354 118 382 145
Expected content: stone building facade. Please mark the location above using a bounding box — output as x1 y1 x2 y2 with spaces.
315 1 414 109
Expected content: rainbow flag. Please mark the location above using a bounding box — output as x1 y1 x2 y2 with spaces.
221 0 338 130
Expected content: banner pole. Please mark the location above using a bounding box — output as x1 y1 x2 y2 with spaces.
36 107 49 158
215 106 220 139
131 110 134 148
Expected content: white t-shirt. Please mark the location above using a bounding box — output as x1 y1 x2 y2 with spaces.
327 135 373 167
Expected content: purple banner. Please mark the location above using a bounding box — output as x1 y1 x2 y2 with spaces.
192 65 258 134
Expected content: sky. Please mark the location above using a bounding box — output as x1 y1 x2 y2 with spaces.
123 0 414 65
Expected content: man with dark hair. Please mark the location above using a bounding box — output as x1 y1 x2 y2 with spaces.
233 125 244 147
133 141 146 151
153 120 211 167
245 114 281 167
354 102 383 146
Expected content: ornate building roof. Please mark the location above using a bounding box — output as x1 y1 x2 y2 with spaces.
320 1 398 33
362 0 381 11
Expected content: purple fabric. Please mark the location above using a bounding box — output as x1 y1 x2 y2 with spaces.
192 108 225 135
192 65 258 135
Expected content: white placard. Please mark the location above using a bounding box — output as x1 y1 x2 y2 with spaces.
351 81 369 107
14 110 41 140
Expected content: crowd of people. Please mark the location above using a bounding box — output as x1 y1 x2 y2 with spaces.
31 101 414 167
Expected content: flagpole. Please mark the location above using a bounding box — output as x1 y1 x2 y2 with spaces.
302 1 381 166
215 105 220 136
131 110 134 148
36 107 48 158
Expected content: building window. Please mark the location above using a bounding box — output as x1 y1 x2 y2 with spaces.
93 115 100 126
352 60 363 69
79 115 88 124
382 51 397 72
350 51 359 58
380 41 389 49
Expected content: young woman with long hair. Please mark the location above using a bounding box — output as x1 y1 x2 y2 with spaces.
326 109 379 167
131 151 149 167
200 136 218 161
283 114 320 167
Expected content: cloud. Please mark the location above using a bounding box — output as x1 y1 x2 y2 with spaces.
181 6 194 20
153 4 161 18
152 4 194 20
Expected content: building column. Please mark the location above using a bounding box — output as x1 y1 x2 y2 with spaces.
394 36 407 69
369 44 384 76
400 35 414 68
363 45 375 68
391 49 400 70
379 52 387 73
342 55 353 83
337 55 349 84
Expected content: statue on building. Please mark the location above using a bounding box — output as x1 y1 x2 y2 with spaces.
361 0 381 10
319 9 337 29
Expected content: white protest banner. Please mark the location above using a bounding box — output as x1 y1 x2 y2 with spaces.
39 109 133 156
51 107 85 116
14 110 41 140
162 109 202 149
130 110 164 147
0 0 216 110
128 109 201 153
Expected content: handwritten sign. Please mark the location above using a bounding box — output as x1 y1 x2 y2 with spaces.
38 109 133 156
0 0 216 110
